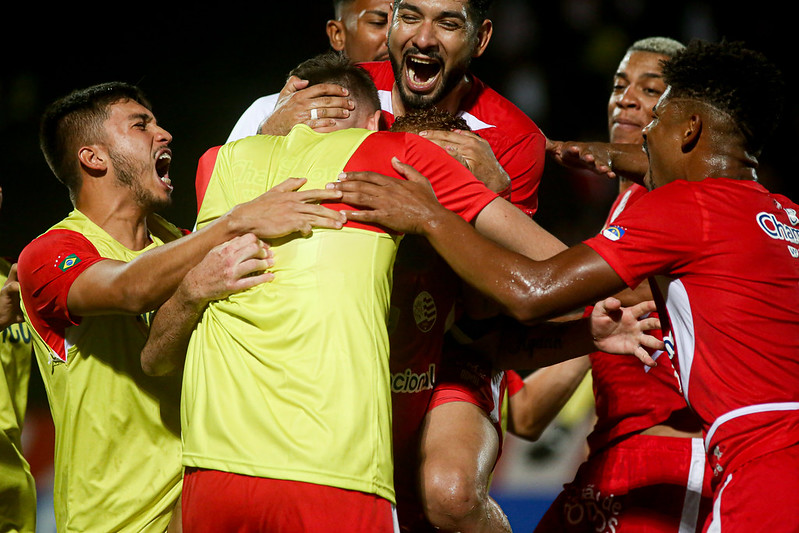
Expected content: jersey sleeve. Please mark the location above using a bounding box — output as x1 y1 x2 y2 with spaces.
196 145 235 231
195 145 222 213
17 230 106 330
403 134 499 222
226 93 279 143
497 130 545 216
583 182 704 288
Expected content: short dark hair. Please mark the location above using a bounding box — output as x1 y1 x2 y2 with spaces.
465 0 494 22
662 40 784 155
39 81 151 198
389 107 471 134
289 51 381 114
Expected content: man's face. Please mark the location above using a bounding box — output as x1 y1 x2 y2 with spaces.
335 0 392 62
102 100 173 210
642 88 682 191
608 50 669 145
388 0 482 109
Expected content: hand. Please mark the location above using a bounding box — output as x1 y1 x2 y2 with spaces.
178 234 275 309
329 157 445 234
589 297 663 367
546 138 617 179
0 263 24 330
229 177 347 239
259 76 355 135
420 129 511 194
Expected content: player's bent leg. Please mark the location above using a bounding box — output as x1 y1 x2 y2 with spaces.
418 401 511 533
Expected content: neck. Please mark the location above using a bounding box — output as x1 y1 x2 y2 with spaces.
76 193 151 251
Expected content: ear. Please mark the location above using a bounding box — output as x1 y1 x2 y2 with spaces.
472 19 493 58
681 113 702 153
326 20 346 52
78 145 108 173
366 110 383 132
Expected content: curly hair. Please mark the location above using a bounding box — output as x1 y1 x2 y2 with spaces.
389 107 471 134
662 40 784 155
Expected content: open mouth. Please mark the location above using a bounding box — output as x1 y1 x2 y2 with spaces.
155 149 173 190
404 55 442 92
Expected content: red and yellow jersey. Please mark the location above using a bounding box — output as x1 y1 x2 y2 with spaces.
186 124 498 503
17 211 183 532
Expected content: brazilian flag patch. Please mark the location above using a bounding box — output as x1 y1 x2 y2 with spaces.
58 254 81 271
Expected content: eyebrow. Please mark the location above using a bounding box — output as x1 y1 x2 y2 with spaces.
128 112 154 124
396 2 466 22
615 71 664 80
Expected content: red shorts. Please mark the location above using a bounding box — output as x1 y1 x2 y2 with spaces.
182 468 397 532
427 344 508 450
535 435 713 533
703 444 799 532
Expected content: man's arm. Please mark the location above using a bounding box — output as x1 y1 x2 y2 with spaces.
67 178 346 317
331 158 629 325
507 357 591 441
0 263 23 329
546 138 649 184
141 234 273 376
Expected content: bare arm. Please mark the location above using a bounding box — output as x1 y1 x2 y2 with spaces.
141 234 273 376
68 178 346 317
507 357 591 441
332 158 629 325
546 138 650 184
0 263 23 329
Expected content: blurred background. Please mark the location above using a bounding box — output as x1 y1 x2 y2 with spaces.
2 2 794 530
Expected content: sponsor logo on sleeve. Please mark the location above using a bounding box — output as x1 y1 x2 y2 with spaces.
601 225 626 242
58 253 81 271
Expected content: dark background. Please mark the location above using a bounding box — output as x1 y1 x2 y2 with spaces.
1 2 794 258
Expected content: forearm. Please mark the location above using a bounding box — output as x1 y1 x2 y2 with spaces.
423 208 599 323
608 143 649 184
495 317 599 370
70 209 255 316
141 285 206 376
508 356 592 441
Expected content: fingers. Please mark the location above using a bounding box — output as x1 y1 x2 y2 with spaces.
635 345 658 368
268 177 307 193
391 158 430 185
629 298 657 318
337 170 397 187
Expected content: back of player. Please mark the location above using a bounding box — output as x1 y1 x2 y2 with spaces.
182 123 498 531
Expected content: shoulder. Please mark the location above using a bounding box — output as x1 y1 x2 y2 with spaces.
461 76 542 137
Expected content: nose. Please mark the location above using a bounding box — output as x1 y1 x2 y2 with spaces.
155 124 173 145
413 20 439 51
616 85 641 109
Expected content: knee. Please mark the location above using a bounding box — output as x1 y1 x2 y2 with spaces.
422 464 486 529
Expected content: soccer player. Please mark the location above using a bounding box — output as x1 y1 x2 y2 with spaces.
16 81 347 532
0 188 36 533
511 37 715 532
332 39 799 532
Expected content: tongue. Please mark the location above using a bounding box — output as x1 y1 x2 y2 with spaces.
408 61 439 91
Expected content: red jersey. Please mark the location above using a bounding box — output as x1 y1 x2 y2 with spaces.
358 61 546 216
587 183 697 454
585 178 799 478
